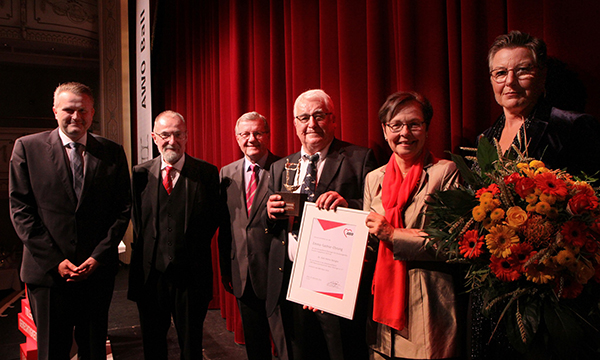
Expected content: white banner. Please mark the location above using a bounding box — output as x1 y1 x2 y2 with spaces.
135 0 153 164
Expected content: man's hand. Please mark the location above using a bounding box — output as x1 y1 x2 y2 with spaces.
267 194 288 220
314 191 348 210
57 259 80 281
73 257 100 281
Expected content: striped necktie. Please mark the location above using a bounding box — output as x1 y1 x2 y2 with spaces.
246 164 259 215
163 166 173 195
67 142 84 200
301 153 319 202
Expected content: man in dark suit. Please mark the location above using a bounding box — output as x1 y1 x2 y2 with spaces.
128 110 221 360
266 89 378 360
9 82 131 360
219 111 281 360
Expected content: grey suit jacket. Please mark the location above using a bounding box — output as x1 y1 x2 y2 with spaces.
128 154 221 301
9 128 131 286
218 152 280 299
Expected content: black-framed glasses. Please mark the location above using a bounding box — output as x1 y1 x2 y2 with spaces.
237 131 269 139
385 121 425 133
154 131 187 140
490 65 537 83
295 112 332 123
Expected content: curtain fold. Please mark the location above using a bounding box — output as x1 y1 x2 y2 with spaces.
149 0 600 344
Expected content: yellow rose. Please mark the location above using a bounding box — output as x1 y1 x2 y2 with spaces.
472 205 486 222
506 206 527 227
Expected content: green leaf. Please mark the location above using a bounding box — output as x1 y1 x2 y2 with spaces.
504 295 541 354
477 137 499 174
449 151 480 187
435 189 477 215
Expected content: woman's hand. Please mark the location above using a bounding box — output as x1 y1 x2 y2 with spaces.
365 212 394 245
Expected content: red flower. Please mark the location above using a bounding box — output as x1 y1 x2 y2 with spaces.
568 193 599 215
514 177 536 199
534 172 568 198
490 255 521 281
509 243 534 272
504 173 521 185
584 237 599 254
561 220 589 247
554 276 584 299
475 184 500 199
459 230 485 259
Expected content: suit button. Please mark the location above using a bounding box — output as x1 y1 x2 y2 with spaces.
168 242 172 246
168 256 173 260
278 267 282 272
168 228 172 232
70 240 76 245
281 240 285 245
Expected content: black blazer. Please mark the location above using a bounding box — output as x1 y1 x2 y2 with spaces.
265 138 377 315
9 129 131 286
128 154 221 301
218 151 280 299
481 101 600 179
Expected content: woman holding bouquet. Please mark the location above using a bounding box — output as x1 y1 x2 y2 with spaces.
364 92 464 360
481 30 600 181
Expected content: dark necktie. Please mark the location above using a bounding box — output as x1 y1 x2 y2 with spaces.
163 166 173 195
246 164 259 215
67 142 84 200
301 153 319 202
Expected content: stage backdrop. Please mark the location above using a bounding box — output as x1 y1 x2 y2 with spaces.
141 0 600 344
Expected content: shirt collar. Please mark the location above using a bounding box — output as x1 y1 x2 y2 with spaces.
161 154 186 172
244 152 268 171
58 129 88 147
300 141 331 161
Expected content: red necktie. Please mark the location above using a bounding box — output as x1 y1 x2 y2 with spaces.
246 164 259 215
163 166 173 195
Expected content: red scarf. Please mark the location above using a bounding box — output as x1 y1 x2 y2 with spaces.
371 150 432 330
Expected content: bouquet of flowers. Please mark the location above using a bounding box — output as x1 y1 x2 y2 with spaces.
425 138 600 358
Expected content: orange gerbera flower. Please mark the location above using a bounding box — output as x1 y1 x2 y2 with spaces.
534 172 568 198
525 256 555 284
490 255 521 281
459 230 485 259
554 276 584 299
486 225 520 258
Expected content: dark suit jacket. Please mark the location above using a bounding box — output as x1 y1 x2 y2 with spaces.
128 154 221 301
218 152 280 299
9 129 131 286
481 101 600 179
265 138 377 315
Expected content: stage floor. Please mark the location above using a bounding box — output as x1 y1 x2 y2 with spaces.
0 265 251 360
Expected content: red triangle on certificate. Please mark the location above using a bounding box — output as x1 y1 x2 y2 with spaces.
317 219 346 231
316 291 344 299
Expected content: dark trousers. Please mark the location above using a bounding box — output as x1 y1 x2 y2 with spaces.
136 269 210 360
27 276 115 360
238 278 273 360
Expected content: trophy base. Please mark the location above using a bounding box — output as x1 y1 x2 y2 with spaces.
277 192 308 217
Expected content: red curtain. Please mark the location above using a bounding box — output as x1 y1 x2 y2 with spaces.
148 0 600 344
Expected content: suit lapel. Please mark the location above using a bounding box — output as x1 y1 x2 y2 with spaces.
316 139 343 196
48 129 78 206
148 158 161 232
79 133 100 207
231 159 250 221
180 155 198 231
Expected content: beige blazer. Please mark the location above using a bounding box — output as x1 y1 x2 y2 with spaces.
363 159 462 359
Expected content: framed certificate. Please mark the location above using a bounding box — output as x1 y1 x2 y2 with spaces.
286 202 369 320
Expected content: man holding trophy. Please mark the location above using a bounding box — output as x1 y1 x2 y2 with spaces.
266 89 377 360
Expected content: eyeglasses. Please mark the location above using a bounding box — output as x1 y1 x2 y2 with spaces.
154 131 187 140
385 121 425 133
237 131 269 139
490 65 537 83
295 112 332 123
